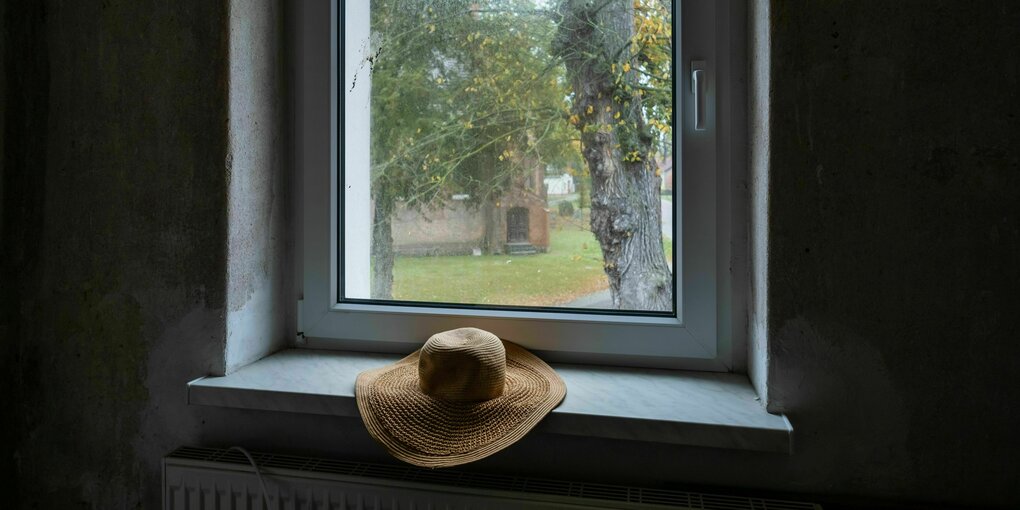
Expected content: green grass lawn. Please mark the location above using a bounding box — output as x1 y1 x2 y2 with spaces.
393 220 673 307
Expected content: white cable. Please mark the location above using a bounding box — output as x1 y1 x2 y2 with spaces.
229 446 272 509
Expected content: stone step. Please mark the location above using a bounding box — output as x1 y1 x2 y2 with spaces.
505 243 538 255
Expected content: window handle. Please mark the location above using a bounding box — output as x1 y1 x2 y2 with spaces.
691 60 706 131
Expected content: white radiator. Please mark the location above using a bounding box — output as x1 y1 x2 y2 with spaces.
163 446 821 510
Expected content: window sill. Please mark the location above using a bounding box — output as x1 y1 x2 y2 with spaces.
188 349 792 454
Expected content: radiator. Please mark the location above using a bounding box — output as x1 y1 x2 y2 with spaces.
164 446 821 510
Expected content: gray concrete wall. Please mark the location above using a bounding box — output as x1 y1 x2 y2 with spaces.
224 0 290 374
0 0 283 507
1 0 1018 508
748 0 771 407
0 0 5 234
763 1 1020 503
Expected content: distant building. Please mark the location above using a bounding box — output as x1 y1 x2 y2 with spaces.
392 162 549 256
544 173 575 195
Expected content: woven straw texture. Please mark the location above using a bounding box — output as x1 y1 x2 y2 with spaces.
356 335 566 468
417 327 507 401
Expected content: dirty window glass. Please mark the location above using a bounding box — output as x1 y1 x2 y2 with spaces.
342 0 675 314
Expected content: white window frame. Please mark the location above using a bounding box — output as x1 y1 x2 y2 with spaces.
297 0 744 371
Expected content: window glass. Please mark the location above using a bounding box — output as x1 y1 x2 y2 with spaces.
343 0 675 314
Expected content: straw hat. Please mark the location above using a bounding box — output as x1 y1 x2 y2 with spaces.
356 327 566 468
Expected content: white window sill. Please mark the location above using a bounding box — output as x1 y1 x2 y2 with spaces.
188 349 792 454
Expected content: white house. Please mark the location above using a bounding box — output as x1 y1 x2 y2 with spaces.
543 173 575 195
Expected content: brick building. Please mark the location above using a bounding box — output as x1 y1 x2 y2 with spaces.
392 164 549 256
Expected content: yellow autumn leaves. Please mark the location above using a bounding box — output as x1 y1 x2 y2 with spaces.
623 151 643 162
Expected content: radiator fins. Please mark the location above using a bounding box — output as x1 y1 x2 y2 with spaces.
164 446 820 510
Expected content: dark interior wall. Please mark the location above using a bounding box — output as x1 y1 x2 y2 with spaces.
0 0 5 233
0 0 14 499
1 0 1018 509
1 0 231 507
2 0 53 505
764 0 1020 504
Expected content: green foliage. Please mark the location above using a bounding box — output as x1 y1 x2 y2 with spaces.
576 174 591 209
631 0 674 150
369 0 672 209
369 0 582 211
558 200 575 217
554 0 674 162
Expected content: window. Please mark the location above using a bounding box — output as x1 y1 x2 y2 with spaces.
299 0 744 370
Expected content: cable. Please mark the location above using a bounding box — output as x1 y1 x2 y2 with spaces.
228 446 272 509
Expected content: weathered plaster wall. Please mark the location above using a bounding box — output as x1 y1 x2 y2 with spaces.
0 0 286 507
224 0 290 374
747 0 771 406
0 0 13 497
0 0 5 231
0 0 229 506
763 0 1020 504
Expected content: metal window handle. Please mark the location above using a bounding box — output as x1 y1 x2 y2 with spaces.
691 60 706 131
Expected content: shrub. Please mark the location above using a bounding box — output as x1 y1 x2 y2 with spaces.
558 200 575 217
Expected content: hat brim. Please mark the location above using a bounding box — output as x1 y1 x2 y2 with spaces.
356 340 566 468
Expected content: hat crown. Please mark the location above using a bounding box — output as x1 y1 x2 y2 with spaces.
418 328 506 401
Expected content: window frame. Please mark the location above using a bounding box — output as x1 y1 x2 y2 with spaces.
297 0 744 371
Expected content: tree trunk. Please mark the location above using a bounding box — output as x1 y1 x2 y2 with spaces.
554 0 672 311
370 196 395 300
481 197 502 255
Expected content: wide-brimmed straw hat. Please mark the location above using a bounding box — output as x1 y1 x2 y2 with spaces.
355 327 566 468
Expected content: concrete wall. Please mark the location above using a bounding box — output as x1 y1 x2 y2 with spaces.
1 0 1018 508
747 0 772 407
224 0 290 373
761 0 1020 503
0 0 284 507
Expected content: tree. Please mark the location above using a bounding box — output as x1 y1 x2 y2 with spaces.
368 0 578 298
553 0 673 311
367 0 673 310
